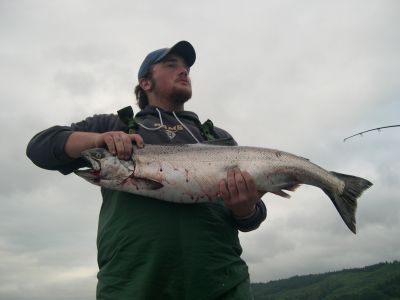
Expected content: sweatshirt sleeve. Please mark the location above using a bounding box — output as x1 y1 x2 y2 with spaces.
233 199 267 232
26 114 124 175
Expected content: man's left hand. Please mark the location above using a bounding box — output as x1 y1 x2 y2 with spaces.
219 168 265 219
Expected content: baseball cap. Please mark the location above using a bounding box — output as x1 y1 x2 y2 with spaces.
138 41 196 79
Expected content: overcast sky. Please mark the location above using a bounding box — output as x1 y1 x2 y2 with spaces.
1 0 399 298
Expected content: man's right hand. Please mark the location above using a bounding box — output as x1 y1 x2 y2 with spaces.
65 131 144 160
95 132 144 160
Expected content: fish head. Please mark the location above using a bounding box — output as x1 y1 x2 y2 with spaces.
74 148 134 184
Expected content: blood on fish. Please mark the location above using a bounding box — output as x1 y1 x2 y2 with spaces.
91 170 101 176
91 170 101 183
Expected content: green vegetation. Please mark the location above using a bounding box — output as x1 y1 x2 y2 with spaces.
251 261 400 300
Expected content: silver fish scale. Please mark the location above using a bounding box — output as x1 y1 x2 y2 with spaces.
133 144 344 196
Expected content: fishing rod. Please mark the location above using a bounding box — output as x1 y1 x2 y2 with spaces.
343 125 400 142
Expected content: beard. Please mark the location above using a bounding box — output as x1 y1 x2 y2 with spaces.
170 86 192 105
151 78 192 106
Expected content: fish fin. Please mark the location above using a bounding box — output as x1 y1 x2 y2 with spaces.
123 176 164 190
283 183 301 192
201 138 237 146
324 172 373 234
270 182 301 198
271 190 291 198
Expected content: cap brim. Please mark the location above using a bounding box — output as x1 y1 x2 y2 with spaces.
160 41 196 67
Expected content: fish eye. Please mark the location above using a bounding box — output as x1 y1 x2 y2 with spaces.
92 151 103 159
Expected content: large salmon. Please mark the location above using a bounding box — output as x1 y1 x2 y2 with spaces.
75 144 372 233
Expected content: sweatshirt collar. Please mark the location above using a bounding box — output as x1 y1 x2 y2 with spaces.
136 105 200 122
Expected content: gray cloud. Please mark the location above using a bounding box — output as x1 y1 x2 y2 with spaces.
1 0 399 298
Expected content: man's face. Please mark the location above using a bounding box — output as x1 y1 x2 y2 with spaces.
148 54 192 104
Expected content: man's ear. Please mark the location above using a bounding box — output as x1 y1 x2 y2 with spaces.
139 78 152 91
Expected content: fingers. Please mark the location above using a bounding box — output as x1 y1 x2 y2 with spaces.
234 169 249 198
130 134 144 148
100 132 144 160
219 167 260 217
227 168 239 199
219 179 229 200
220 168 251 201
115 134 130 159
241 171 258 198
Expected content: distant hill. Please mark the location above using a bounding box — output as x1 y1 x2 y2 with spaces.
251 261 400 300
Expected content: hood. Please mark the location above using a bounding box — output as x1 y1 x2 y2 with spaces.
136 105 201 123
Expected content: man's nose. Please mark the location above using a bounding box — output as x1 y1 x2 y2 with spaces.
178 66 189 77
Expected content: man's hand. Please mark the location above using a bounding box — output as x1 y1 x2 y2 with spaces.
65 131 144 160
95 131 144 160
219 168 265 219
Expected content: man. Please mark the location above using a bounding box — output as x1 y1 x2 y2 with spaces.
27 41 267 299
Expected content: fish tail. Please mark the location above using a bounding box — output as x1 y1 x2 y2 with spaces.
323 172 373 234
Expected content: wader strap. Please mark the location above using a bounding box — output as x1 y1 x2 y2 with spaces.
195 119 217 141
117 106 140 134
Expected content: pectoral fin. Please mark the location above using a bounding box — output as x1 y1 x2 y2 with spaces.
122 176 164 190
271 183 301 198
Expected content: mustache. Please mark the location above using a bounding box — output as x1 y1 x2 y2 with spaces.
176 76 190 83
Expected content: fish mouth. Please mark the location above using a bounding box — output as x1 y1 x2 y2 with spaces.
74 155 101 181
